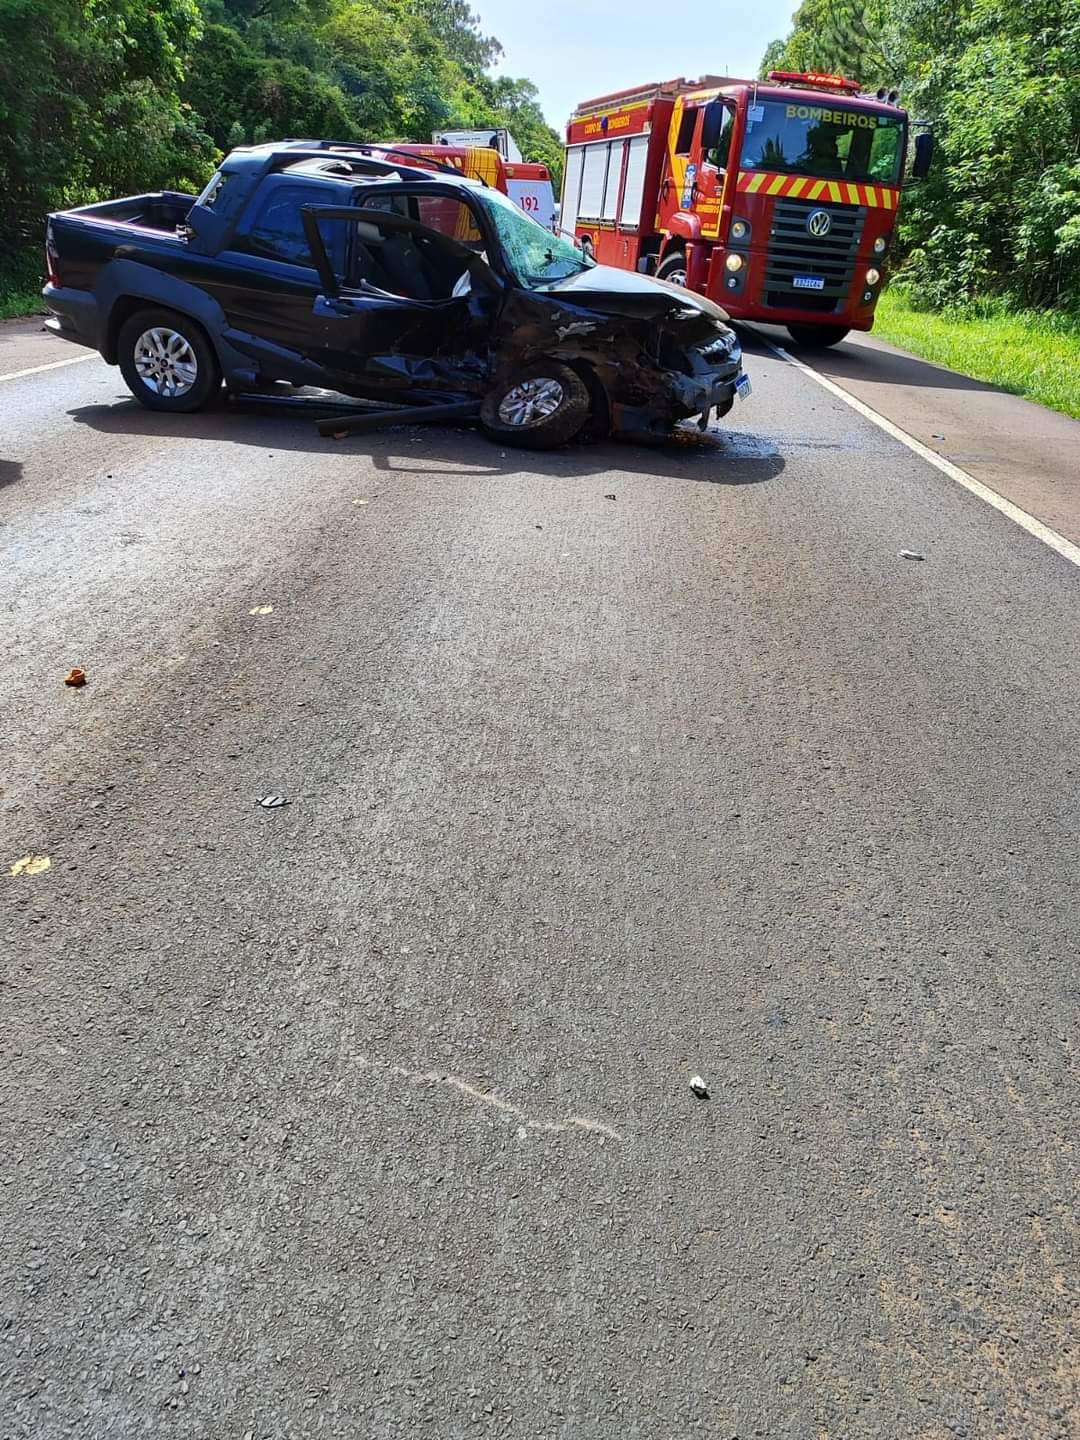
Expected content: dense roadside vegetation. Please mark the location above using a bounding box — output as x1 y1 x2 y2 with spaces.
0 0 560 315
873 289 1080 419
762 0 1080 409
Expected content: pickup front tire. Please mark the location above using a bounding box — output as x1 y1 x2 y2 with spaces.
480 362 591 449
117 309 220 412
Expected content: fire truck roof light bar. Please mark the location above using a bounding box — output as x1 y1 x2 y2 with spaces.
767 70 863 94
571 75 751 116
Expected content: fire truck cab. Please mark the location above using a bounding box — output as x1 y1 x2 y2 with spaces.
563 72 929 347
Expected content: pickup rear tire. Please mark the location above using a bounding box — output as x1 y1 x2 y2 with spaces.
117 309 220 412
481 362 591 449
786 324 850 349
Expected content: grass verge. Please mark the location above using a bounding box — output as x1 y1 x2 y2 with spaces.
872 288 1080 422
0 248 46 322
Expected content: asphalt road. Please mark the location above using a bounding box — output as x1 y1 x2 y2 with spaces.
2 324 1078 1439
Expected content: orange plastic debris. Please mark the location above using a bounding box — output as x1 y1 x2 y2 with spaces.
64 668 87 687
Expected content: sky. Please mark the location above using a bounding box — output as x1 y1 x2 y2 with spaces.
473 0 800 131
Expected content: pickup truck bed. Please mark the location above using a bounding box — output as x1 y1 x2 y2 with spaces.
56 192 197 234
44 192 204 356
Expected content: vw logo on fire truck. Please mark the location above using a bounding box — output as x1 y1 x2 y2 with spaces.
807 209 832 237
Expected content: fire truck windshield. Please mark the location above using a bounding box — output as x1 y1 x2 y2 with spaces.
478 187 595 288
740 101 905 185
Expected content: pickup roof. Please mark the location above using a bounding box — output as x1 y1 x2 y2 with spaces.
44 139 749 447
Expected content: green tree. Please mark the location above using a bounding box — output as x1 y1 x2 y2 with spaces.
184 21 357 147
411 0 501 72
0 0 215 248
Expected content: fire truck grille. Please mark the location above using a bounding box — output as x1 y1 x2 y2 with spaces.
764 196 866 310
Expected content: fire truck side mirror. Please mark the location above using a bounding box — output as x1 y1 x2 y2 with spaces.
700 101 725 154
912 131 934 180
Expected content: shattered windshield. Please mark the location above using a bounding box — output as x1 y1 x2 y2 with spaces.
477 187 594 289
741 101 905 185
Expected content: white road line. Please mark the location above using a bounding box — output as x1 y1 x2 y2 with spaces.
757 334 1080 573
0 352 98 384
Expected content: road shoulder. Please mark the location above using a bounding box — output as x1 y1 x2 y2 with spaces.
796 329 1080 550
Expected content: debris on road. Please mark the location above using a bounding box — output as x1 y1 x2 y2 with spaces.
63 667 87 687
249 605 274 615
932 433 945 440
604 493 616 501
689 1075 710 1099
10 854 51 877
899 549 926 561
257 794 289 809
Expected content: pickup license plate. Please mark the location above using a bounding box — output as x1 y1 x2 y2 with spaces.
736 374 752 400
793 275 826 291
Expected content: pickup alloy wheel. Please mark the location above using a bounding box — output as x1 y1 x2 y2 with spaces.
498 377 565 426
134 328 198 399
118 308 220 412
480 362 591 449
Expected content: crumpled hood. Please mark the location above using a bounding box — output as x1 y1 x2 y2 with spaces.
544 264 733 326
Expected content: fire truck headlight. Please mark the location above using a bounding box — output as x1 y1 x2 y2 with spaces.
725 253 744 273
730 219 750 241
865 266 882 287
873 236 887 255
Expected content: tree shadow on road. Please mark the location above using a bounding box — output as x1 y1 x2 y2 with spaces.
0 458 24 488
68 394 786 488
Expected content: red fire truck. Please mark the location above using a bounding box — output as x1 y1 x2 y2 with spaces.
563 72 932 347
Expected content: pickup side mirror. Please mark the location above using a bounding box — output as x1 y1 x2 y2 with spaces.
912 131 934 180
700 100 725 155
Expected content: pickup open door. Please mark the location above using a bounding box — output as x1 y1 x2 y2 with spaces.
301 194 501 402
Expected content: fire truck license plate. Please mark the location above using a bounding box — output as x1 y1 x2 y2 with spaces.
793 275 826 291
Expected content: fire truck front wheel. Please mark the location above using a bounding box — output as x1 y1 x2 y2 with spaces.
657 251 688 287
481 362 591 449
786 324 851 349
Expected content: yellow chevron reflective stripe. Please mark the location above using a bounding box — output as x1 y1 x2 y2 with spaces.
736 172 899 210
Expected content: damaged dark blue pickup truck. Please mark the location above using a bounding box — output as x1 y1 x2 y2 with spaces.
44 140 750 447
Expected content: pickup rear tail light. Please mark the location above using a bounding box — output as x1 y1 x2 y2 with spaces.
45 225 60 287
